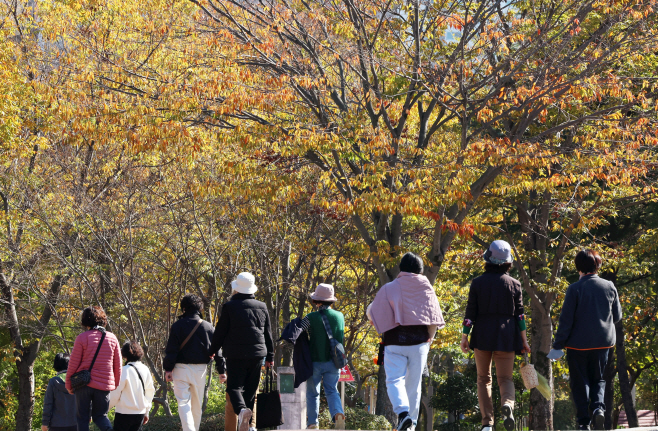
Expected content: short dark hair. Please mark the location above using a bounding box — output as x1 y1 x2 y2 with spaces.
399 252 424 274
485 262 512 274
53 353 70 372
312 300 334 307
575 249 602 274
81 306 108 328
180 294 204 312
121 341 144 362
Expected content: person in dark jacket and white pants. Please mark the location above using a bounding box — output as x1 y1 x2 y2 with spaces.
42 353 76 431
210 272 274 431
163 294 216 431
549 249 622 430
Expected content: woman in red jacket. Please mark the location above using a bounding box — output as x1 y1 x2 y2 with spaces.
66 306 122 431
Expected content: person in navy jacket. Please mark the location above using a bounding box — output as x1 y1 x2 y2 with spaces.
549 249 622 430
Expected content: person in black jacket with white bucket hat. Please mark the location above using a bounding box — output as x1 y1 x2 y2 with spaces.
210 272 274 431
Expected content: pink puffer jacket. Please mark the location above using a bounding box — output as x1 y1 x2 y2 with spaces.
66 329 122 392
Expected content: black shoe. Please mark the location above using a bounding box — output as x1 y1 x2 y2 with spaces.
502 404 515 431
578 425 590 430
397 413 413 431
591 408 604 430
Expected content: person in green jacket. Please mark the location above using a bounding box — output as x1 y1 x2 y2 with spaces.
302 284 346 430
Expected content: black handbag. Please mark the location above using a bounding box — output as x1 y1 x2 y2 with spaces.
255 368 284 429
319 309 348 369
70 330 106 391
128 363 146 396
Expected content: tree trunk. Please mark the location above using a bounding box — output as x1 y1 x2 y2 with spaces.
1 273 66 431
202 362 213 414
603 347 616 429
616 321 638 427
376 364 395 425
15 360 35 431
529 302 554 430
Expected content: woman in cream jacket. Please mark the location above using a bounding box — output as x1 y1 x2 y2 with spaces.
109 341 155 431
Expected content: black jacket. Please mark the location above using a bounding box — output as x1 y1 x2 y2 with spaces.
280 317 313 388
163 310 216 371
465 271 525 352
553 274 623 350
42 372 76 427
210 293 274 362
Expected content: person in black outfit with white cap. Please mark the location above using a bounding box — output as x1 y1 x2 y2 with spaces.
210 272 274 431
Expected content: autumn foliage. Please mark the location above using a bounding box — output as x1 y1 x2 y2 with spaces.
1 0 658 429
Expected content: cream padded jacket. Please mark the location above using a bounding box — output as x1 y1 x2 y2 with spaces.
109 361 155 415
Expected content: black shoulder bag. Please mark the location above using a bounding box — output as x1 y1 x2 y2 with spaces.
128 363 146 396
70 330 106 391
256 367 284 429
319 309 348 369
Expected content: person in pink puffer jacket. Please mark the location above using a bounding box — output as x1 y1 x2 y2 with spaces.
66 306 121 431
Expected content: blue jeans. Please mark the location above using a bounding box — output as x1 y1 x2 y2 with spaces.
567 348 609 426
306 361 344 426
74 385 113 431
384 342 430 422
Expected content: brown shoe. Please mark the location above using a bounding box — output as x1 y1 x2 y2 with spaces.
334 413 346 430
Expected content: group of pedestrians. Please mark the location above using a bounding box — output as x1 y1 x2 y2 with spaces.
40 241 622 431
457 242 621 431
41 307 155 431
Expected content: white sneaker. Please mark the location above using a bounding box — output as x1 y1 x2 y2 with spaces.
238 408 252 431
249 428 257 431
334 413 346 430
481 427 493 431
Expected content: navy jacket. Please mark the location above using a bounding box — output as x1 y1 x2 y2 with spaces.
210 293 274 362
280 317 313 388
553 274 623 350
42 372 76 427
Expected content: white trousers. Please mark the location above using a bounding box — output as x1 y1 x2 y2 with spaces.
173 363 208 431
384 342 430 422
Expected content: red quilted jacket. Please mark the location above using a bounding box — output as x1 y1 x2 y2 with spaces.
66 329 122 392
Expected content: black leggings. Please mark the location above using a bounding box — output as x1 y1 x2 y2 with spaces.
114 412 146 431
225 357 263 419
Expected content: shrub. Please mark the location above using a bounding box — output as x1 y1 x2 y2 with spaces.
318 406 392 430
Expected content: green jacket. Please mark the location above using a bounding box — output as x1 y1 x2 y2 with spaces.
306 308 345 363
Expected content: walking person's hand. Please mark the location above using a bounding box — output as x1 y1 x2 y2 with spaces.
265 361 274 369
459 334 470 353
219 374 227 383
143 416 149 425
547 349 564 361
67 389 74 395
42 426 48 431
165 371 173 382
522 341 531 354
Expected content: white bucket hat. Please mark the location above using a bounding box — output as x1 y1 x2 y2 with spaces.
231 272 258 295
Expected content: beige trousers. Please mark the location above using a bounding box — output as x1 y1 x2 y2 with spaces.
173 364 208 431
474 349 515 426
